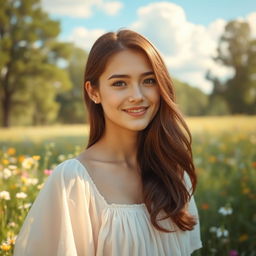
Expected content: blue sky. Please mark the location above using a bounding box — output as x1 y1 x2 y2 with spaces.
41 0 256 93
48 0 256 38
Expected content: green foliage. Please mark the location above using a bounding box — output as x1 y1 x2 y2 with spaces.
0 0 73 127
206 96 230 116
57 46 88 124
208 20 256 114
174 79 209 116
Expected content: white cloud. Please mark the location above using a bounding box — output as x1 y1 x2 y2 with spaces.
101 1 123 16
41 0 123 18
130 2 235 94
68 27 106 51
246 12 256 38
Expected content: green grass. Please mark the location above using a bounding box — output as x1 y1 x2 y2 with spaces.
0 116 255 255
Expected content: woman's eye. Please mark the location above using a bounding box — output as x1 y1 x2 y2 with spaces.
143 78 156 85
112 81 126 87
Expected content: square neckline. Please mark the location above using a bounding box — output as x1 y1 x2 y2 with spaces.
72 158 146 209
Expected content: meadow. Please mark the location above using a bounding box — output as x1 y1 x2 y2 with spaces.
0 116 255 255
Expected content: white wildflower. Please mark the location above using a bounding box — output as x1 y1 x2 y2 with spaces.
26 178 39 186
16 192 27 199
8 165 17 170
2 168 12 179
0 191 11 200
8 222 17 228
24 203 32 209
22 157 35 169
218 206 233 216
209 226 217 233
216 227 229 238
58 154 66 161
7 235 17 244
37 183 44 190
18 203 32 209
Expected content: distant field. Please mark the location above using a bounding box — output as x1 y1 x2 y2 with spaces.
186 115 256 133
0 124 89 142
0 115 255 142
0 115 255 156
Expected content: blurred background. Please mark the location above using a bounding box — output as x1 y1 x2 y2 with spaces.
0 0 255 255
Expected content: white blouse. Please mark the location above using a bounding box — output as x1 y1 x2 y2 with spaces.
14 158 202 256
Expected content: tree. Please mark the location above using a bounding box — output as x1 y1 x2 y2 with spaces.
174 79 209 116
208 20 256 114
57 46 88 124
0 0 72 127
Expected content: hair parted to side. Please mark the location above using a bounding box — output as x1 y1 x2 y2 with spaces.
83 29 197 232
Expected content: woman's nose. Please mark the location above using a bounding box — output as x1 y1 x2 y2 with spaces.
128 85 143 102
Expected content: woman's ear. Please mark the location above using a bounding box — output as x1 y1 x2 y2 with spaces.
84 81 101 104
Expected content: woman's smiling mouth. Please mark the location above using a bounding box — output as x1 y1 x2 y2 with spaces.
122 106 149 116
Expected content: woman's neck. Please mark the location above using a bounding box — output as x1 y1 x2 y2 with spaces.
101 130 137 163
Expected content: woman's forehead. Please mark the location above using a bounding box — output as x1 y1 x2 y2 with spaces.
101 49 153 78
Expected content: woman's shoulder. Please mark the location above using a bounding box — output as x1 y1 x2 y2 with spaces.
49 158 89 185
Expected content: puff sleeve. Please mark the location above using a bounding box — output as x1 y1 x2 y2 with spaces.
14 160 95 256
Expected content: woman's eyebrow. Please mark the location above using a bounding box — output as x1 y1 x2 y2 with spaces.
108 74 129 80
108 71 154 80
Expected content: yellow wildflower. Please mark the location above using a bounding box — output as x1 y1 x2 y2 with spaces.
32 155 41 161
242 188 250 194
7 237 16 245
7 148 16 155
2 159 9 165
208 156 217 163
10 184 17 190
21 176 28 184
239 234 249 242
18 155 25 163
21 186 28 192
0 242 11 251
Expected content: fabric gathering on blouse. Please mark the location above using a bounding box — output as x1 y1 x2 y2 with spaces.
14 158 202 256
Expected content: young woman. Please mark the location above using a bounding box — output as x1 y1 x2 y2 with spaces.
14 29 202 255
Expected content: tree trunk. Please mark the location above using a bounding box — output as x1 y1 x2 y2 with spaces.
1 68 12 128
2 94 11 128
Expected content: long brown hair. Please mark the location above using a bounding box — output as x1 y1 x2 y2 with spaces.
83 29 197 232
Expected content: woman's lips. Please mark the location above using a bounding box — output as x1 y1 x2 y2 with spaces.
122 106 149 117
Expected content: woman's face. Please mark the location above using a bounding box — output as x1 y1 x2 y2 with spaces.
94 49 160 132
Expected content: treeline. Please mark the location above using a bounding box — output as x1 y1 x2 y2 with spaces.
0 0 255 127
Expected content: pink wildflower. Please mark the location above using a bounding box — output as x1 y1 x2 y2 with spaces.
44 169 53 175
229 250 239 256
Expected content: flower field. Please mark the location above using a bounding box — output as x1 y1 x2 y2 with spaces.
0 116 255 255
